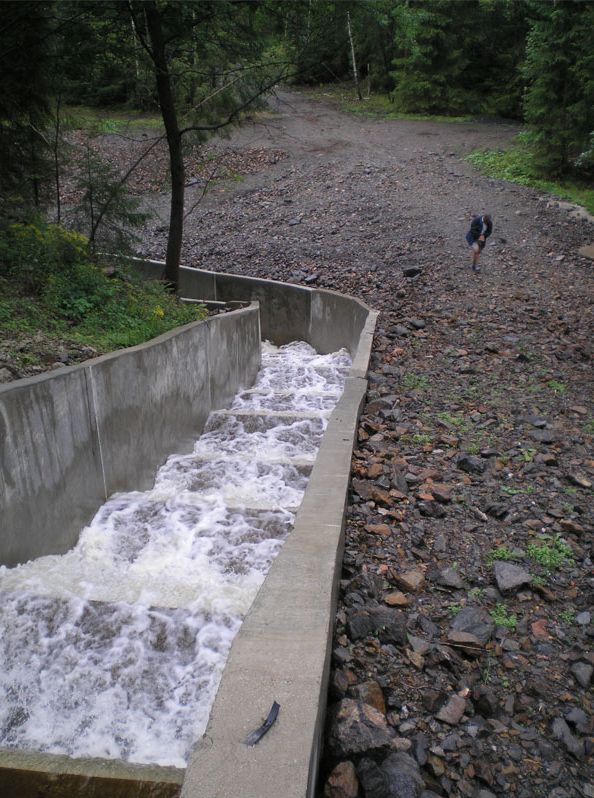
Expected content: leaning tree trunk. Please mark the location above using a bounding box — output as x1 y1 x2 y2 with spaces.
144 1 184 289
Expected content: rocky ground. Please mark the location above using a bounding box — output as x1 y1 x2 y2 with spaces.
138 91 593 798
11 89 594 796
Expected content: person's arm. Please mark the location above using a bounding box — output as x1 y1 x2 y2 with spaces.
470 217 482 239
484 218 493 239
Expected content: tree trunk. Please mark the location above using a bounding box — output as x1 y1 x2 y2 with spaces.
144 1 184 289
346 11 362 101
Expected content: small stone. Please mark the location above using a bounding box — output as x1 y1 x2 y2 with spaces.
287 217 301 226
324 761 359 798
357 752 424 798
436 695 467 725
352 681 386 714
409 318 426 330
0 367 13 383
450 606 495 644
347 605 407 645
394 569 425 593
551 717 585 759
576 611 591 626
428 566 464 590
328 699 393 757
402 266 422 278
530 429 556 444
567 473 592 488
431 484 452 503
366 523 392 537
384 591 410 607
570 661 593 688
494 561 532 594
456 454 486 475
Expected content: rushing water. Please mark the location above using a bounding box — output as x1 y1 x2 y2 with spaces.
0 341 350 768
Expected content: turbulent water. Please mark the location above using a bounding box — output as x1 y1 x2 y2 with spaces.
0 342 350 768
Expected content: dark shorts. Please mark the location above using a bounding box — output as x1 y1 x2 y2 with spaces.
466 231 485 250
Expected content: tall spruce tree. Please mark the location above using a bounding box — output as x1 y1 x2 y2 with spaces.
0 1 53 216
524 0 594 176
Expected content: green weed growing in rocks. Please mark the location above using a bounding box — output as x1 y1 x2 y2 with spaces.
546 379 566 394
402 372 429 391
489 603 517 630
559 608 576 625
527 535 574 571
447 603 462 617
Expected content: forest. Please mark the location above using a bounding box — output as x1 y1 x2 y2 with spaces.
0 0 593 350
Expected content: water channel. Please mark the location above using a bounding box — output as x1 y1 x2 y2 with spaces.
0 341 350 769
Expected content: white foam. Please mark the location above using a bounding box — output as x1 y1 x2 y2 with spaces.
0 341 350 766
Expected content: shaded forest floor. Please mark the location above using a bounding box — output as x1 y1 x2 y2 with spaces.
14 90 594 796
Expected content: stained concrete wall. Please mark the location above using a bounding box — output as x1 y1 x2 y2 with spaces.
181 376 370 798
0 305 260 566
0 262 379 798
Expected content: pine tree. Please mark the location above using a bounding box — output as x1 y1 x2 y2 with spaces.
524 0 594 176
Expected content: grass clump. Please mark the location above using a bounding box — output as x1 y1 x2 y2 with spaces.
489 603 517 630
466 132 594 215
402 372 429 391
527 535 574 572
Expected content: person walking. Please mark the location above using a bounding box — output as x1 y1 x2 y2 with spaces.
466 213 493 272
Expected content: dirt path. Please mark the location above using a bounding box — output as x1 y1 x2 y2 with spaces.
147 91 592 798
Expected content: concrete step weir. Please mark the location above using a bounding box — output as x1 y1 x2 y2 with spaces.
0 263 378 798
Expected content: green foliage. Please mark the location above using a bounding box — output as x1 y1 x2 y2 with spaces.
559 608 575 625
0 221 90 295
0 223 207 348
447 603 462 617
527 535 574 572
523 0 594 176
466 137 594 215
0 1 53 216
489 603 517 630
402 372 429 391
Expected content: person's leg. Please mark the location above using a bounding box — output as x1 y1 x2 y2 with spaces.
471 242 480 270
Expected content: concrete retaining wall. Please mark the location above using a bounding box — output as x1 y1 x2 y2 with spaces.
0 262 378 798
0 305 260 566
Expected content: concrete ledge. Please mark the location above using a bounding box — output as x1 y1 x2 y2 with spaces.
181 377 368 798
0 749 183 798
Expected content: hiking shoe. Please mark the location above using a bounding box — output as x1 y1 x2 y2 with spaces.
472 264 480 272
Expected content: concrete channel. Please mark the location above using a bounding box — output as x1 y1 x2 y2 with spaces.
0 263 378 798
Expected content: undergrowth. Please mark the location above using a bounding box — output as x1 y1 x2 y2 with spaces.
0 221 206 356
466 132 594 214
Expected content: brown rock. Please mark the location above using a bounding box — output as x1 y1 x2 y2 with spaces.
446 630 484 656
432 483 453 503
367 463 384 479
384 591 410 607
324 761 359 798
352 680 386 714
436 694 467 725
366 523 392 537
328 699 393 756
394 569 425 592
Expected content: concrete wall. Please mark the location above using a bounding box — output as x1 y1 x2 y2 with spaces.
0 262 379 798
0 305 260 566
181 376 370 798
